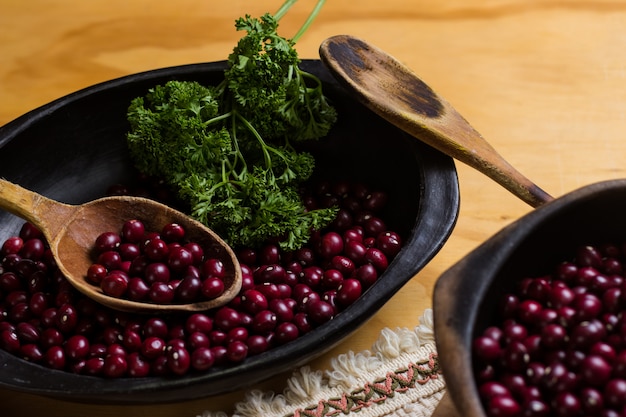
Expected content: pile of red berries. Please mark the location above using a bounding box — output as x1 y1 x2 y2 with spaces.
88 220 227 304
0 179 403 378
473 244 626 417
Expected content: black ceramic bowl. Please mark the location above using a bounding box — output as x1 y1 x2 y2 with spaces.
433 179 626 417
0 60 459 403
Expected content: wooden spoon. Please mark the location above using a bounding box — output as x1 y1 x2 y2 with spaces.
319 35 553 208
0 179 242 313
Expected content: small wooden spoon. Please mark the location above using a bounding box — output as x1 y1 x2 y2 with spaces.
0 179 242 313
319 35 553 208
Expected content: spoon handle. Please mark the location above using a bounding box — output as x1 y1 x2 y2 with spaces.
319 35 553 208
0 179 74 239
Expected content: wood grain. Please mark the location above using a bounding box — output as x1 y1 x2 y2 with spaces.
2 0 626 415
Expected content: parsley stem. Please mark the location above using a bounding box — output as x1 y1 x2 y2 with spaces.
234 111 274 171
274 0 298 21
292 0 326 42
203 111 232 127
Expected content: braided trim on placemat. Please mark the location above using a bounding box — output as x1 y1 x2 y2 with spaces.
198 309 446 417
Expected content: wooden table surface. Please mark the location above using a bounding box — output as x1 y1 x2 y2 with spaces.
2 0 626 415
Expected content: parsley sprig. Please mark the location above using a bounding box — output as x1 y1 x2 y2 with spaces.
126 0 338 250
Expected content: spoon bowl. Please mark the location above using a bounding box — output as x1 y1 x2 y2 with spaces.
0 179 242 313
319 35 553 208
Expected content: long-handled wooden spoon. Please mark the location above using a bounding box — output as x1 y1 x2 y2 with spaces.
0 179 242 313
319 35 553 208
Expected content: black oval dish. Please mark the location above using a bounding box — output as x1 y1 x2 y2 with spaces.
434 179 626 417
0 60 459 403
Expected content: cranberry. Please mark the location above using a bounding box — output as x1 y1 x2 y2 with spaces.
540 323 567 349
184 242 204 265
144 262 170 284
191 346 215 371
336 278 362 307
240 289 268 314
202 258 225 278
44 346 66 370
266 299 293 324
301 266 323 289
570 319 606 349
362 191 388 212
246 334 270 355
0 272 21 292
143 238 169 261
20 238 45 260
258 244 281 265
502 320 528 343
2 237 23 255
143 318 169 339
86 264 107 285
237 248 257 266
473 336 502 362
572 292 602 321
255 282 281 300
16 322 39 344
97 251 122 271
580 387 604 414
100 273 129 298
214 307 241 331
121 220 145 243
83 357 105 376
274 322 299 345
321 269 343 290
376 231 402 257
141 336 166 359
306 299 334 325
127 352 150 377
201 276 224 299
40 328 64 349
0 329 20 353
226 340 248 363
318 232 343 259
331 209 353 231
94 232 121 252
65 335 90 360
293 312 312 334
56 303 78 334
148 282 175 304
552 391 581 416
486 395 520 417
576 245 603 268
514 300 541 324
292 247 314 267
603 379 626 408
548 284 575 308
185 313 213 334
168 247 194 273
363 217 386 238
167 344 190 375
128 256 149 277
364 247 388 271
127 277 150 301
344 240 367 264
251 310 277 334
161 223 185 243
103 354 127 378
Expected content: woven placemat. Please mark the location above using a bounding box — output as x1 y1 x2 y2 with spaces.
198 309 446 417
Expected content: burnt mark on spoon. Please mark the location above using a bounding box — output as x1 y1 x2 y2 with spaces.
322 36 370 79
321 35 444 119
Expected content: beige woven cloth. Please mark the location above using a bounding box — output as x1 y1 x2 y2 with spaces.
198 309 445 417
